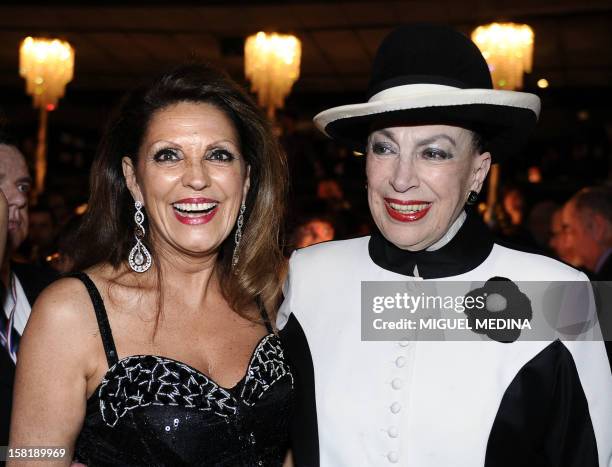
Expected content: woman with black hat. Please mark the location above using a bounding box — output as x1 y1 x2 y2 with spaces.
278 24 611 467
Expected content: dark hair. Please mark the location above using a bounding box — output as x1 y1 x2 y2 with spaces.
73 62 287 320
572 186 612 226
0 124 17 148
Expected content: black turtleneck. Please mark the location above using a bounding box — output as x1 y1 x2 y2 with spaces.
368 212 494 279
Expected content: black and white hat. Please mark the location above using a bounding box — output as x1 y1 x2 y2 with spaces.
313 24 541 161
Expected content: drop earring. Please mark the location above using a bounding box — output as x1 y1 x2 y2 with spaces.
232 203 246 268
128 201 152 273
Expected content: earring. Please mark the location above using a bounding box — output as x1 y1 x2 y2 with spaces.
466 190 479 205
128 201 152 273
232 203 246 268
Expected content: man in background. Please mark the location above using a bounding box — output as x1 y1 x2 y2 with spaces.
0 128 56 445
561 185 612 370
562 186 612 280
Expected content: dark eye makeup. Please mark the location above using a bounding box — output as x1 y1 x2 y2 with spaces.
422 148 453 160
207 148 236 162
370 140 398 155
150 145 239 164
152 147 180 162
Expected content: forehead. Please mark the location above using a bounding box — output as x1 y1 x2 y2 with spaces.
369 124 473 142
0 145 28 176
144 101 239 143
562 201 582 225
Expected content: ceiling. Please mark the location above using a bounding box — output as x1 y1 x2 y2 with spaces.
0 0 611 129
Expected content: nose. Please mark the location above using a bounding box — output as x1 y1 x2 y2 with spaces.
389 155 419 193
181 158 211 191
4 184 27 209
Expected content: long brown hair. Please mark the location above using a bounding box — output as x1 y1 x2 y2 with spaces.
73 62 287 319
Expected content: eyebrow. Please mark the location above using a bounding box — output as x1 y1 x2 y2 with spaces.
372 129 398 144
416 134 457 147
17 176 32 184
371 131 457 148
147 139 240 151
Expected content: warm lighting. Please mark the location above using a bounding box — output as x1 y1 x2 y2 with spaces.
245 32 301 118
19 37 74 109
75 203 88 215
471 23 534 90
537 78 549 89
528 166 542 183
577 110 590 121
472 23 534 227
19 37 75 198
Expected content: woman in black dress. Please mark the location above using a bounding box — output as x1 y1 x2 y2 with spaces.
9 63 293 466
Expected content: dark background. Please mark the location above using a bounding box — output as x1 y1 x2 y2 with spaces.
1 0 611 220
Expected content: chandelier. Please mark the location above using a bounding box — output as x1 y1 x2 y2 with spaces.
471 23 534 91
19 37 74 197
19 37 74 110
244 32 301 118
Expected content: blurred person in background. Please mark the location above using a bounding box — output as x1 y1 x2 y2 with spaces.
46 190 73 229
45 214 82 273
24 204 57 266
0 191 9 445
527 200 558 254
562 186 612 280
0 128 56 446
495 184 536 249
550 207 582 266
292 215 335 250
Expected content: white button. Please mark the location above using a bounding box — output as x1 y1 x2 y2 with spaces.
391 378 403 390
395 356 406 367
398 340 410 347
387 426 399 438
390 402 401 414
387 451 399 463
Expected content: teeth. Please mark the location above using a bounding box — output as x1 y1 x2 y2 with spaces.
173 202 218 212
388 202 430 213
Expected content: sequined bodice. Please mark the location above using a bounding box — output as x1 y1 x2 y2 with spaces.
70 273 293 466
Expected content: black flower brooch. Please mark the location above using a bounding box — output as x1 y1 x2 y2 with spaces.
464 277 533 343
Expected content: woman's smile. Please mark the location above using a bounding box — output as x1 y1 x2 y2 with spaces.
384 198 432 222
172 197 219 225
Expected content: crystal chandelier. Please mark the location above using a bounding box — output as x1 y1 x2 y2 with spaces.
19 37 74 109
19 37 74 197
244 32 301 118
471 23 534 91
471 23 534 226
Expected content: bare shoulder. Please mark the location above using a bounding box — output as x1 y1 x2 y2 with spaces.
32 275 96 320
25 275 100 357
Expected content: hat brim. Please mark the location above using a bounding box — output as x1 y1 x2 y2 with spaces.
314 87 540 162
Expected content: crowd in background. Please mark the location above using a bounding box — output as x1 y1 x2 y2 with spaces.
3 113 612 281
0 107 612 282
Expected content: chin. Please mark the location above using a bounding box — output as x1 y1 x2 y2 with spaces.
376 213 433 248
378 223 423 250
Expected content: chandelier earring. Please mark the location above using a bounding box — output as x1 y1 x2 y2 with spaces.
232 203 246 268
128 201 152 273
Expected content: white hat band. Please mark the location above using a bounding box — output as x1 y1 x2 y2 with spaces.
369 84 460 102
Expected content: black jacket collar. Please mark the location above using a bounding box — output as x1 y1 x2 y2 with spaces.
368 212 494 279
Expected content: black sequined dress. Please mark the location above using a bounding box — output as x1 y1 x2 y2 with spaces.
71 273 294 466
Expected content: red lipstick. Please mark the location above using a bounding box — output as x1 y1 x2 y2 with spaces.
384 198 432 222
173 198 219 225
